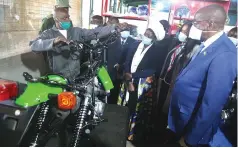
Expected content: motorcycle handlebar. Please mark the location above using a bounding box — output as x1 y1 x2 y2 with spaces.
69 30 119 51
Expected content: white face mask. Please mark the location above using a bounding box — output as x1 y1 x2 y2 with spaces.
142 35 152 45
228 37 238 46
90 24 98 29
121 31 130 39
178 32 187 42
189 25 203 40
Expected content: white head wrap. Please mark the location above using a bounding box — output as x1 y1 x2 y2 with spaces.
147 17 166 41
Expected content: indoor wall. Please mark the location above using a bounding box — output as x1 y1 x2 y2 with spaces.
0 0 82 83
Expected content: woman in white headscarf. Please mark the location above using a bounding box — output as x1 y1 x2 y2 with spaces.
117 19 168 144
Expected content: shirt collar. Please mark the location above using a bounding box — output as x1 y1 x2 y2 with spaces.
52 25 72 32
52 25 58 31
121 37 128 44
202 31 224 52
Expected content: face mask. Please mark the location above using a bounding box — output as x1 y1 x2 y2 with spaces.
189 25 203 40
142 35 152 45
228 37 238 46
121 31 130 38
178 32 187 42
90 24 98 29
60 21 71 30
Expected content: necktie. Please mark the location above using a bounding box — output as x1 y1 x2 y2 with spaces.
121 40 125 45
182 43 205 69
190 43 205 63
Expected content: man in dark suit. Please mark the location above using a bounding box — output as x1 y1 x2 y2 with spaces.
114 30 137 77
107 28 136 104
90 15 104 29
106 16 119 26
168 4 237 147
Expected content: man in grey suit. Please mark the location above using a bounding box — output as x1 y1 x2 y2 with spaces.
30 10 126 82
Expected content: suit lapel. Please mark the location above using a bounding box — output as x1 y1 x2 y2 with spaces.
177 33 226 79
137 44 156 70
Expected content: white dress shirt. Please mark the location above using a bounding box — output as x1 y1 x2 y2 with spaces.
59 30 67 39
201 31 224 52
121 37 127 45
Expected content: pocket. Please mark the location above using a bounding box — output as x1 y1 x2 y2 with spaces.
179 104 193 116
178 104 193 126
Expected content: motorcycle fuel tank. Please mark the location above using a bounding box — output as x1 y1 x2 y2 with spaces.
97 66 114 91
15 75 67 108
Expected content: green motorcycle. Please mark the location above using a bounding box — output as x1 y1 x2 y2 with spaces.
18 65 113 146
1 31 119 147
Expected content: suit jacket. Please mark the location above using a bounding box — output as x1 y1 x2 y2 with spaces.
168 33 237 146
107 37 136 81
118 37 136 68
124 40 168 78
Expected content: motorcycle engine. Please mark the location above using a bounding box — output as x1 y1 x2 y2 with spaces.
85 78 106 118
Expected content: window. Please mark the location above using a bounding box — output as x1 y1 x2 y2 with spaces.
227 0 237 26
0 0 81 59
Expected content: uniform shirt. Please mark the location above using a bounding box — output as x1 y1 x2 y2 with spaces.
30 25 116 82
39 15 55 34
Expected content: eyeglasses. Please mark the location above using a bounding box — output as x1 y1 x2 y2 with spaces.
192 20 210 26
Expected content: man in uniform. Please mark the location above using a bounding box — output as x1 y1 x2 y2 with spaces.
39 0 72 74
30 10 127 82
39 0 71 34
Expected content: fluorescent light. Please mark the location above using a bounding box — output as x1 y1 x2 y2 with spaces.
156 2 164 11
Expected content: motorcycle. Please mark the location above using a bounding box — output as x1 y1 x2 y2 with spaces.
0 31 119 147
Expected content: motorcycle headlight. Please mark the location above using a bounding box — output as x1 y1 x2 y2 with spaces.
57 92 77 110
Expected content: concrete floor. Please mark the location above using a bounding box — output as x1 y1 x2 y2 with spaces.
126 141 135 147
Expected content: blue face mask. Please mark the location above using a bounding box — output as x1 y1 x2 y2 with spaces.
121 31 130 38
142 35 152 45
60 21 71 30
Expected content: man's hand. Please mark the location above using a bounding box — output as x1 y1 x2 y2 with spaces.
179 137 188 147
128 82 135 92
53 36 69 45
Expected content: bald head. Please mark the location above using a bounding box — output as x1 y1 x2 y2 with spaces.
91 15 103 26
107 17 119 25
195 4 227 30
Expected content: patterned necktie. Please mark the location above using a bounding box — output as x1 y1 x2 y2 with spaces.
190 43 205 63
